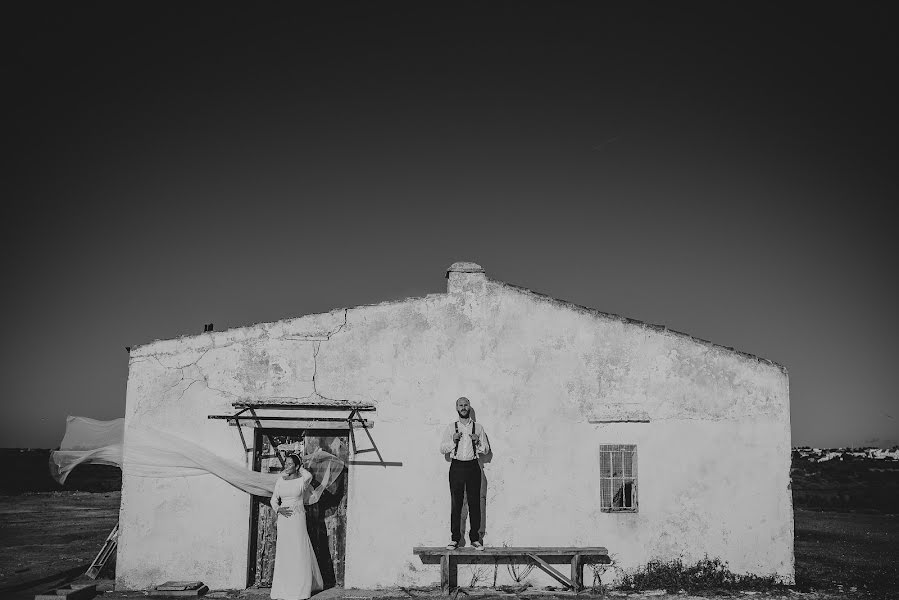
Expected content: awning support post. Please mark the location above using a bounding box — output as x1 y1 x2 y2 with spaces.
229 408 251 457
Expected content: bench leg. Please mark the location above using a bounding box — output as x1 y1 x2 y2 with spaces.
441 552 456 594
570 554 582 592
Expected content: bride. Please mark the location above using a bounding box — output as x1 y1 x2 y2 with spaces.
270 454 323 600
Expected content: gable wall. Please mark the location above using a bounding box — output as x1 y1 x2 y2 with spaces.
117 274 792 590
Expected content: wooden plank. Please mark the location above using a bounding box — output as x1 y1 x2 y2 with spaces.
440 552 458 594
214 416 375 428
210 415 373 423
570 554 582 591
413 546 608 555
34 583 97 600
151 586 209 597
526 554 574 589
232 402 376 410
357 423 384 463
156 582 204 591
448 553 457 591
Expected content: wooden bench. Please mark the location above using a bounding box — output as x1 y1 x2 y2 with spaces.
413 546 610 593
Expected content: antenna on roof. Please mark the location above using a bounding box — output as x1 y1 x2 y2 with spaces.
203 323 214 332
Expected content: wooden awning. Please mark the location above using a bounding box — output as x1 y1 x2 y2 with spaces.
208 400 381 460
209 401 375 427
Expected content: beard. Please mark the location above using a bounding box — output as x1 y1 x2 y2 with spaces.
457 409 470 418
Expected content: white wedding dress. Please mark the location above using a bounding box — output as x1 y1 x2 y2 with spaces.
270 471 324 600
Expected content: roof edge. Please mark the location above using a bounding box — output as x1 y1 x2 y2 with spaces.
495 280 788 374
127 271 788 375
127 291 446 354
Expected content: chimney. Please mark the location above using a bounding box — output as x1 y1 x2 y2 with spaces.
446 261 486 294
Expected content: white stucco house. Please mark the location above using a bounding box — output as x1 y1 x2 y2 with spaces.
117 262 794 590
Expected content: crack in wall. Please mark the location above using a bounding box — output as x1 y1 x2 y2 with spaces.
312 341 321 392
280 309 349 342
164 348 212 370
155 348 213 398
129 307 350 360
269 309 356 403
259 339 351 403
133 309 358 406
176 379 203 402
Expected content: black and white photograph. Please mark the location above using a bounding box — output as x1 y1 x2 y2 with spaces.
2 4 897 600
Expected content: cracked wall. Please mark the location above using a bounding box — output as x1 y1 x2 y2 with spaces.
117 309 355 590
117 271 792 590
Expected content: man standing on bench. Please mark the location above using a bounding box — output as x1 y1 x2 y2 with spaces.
440 396 490 551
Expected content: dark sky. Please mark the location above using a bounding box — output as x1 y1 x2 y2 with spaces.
4 4 896 449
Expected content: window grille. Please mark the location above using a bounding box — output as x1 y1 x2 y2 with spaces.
599 444 637 512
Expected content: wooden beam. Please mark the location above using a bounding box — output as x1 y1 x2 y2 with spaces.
526 554 574 589
210 414 373 423
570 554 582 592
440 552 457 594
232 402 376 411
211 417 374 429
413 546 608 555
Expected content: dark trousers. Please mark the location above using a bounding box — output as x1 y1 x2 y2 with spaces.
449 458 482 543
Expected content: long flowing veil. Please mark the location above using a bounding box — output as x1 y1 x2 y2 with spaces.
301 447 345 504
49 416 344 504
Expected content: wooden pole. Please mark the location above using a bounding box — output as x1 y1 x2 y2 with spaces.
570 553 582 592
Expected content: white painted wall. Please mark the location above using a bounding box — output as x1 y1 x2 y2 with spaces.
117 264 793 590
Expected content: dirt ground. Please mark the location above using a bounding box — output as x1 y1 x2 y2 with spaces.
793 509 898 596
1 493 896 600
0 491 119 599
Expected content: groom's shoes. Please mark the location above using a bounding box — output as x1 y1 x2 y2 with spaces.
446 541 458 550
471 541 484 551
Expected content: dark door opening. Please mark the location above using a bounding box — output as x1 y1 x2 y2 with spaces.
247 428 349 589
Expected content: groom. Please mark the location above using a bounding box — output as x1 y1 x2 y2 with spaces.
439 396 490 550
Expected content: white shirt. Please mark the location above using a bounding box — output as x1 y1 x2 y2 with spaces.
439 420 489 460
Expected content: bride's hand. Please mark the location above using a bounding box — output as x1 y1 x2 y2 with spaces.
278 507 294 517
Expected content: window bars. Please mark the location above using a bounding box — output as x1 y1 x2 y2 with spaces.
599 444 637 512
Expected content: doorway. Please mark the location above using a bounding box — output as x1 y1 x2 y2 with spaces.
247 428 349 589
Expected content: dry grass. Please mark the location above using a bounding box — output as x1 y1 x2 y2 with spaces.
617 556 785 594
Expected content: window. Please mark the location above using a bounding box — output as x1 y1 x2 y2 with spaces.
599 444 637 512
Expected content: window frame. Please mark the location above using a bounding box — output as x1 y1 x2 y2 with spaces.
599 443 638 513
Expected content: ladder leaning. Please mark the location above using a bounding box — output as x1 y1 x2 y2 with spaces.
86 523 119 579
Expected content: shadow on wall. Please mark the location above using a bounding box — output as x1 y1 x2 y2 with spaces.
307 478 343 589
